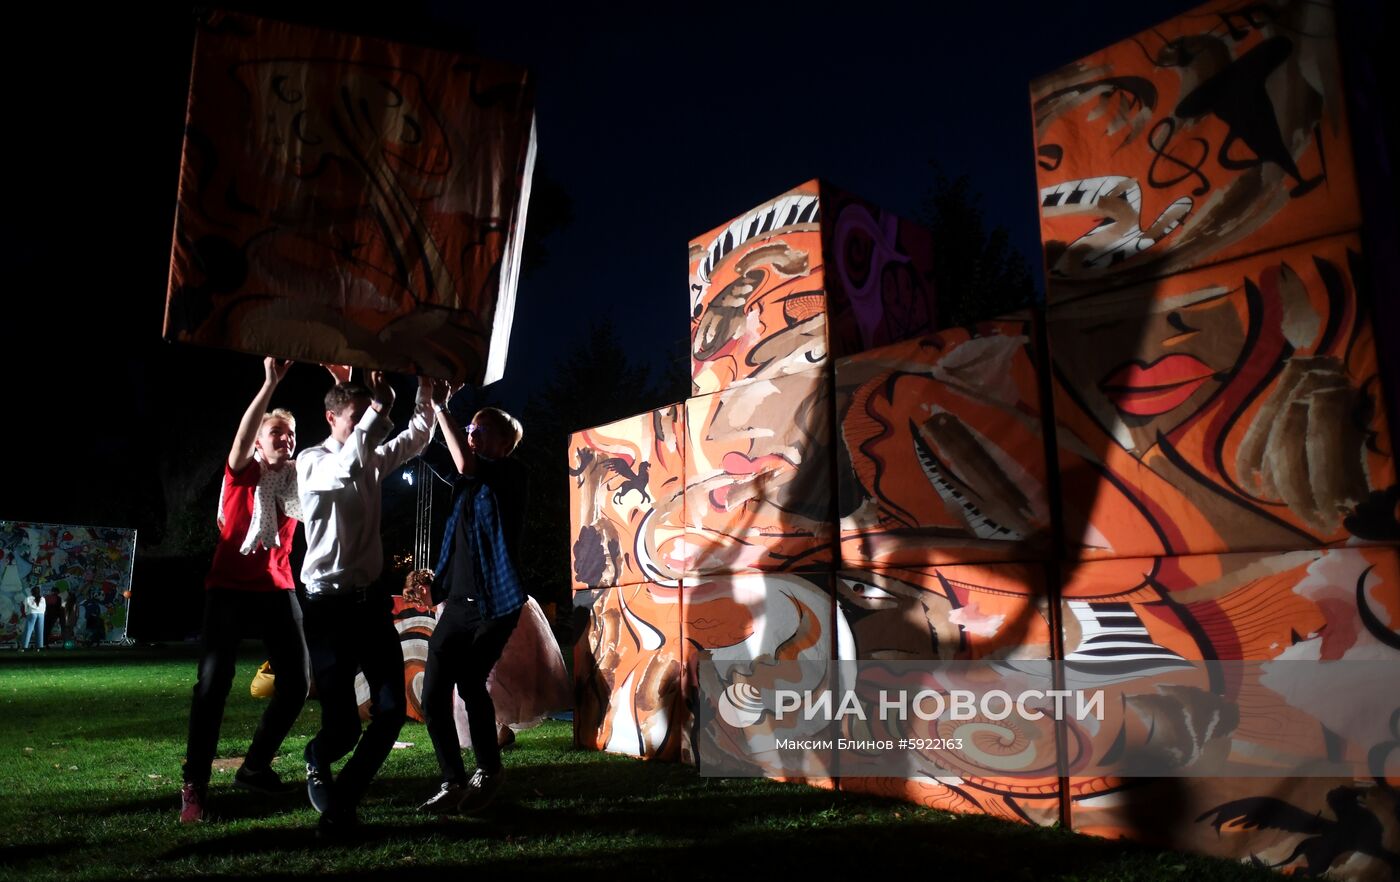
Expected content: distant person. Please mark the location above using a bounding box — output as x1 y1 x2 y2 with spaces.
63 588 78 641
407 390 529 815
180 357 308 825
19 586 44 651
298 370 433 834
43 586 62 644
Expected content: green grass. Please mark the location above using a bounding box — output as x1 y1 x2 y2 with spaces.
0 648 1282 881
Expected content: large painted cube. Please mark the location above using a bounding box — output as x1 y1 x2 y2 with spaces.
834 563 1063 825
574 583 687 761
164 11 536 384
1031 0 1359 304
836 321 1052 567
684 369 833 577
1061 547 1400 878
683 572 837 778
689 179 938 395
569 404 686 590
1048 233 1397 559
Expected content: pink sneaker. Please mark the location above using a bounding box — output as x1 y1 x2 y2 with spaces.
179 782 206 823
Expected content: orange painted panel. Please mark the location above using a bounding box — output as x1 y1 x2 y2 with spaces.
689 180 938 395
683 573 836 777
684 370 833 577
574 584 686 761
835 563 1061 825
1031 0 1359 303
568 405 686 590
1049 234 1397 558
836 321 1052 567
1062 547 1400 877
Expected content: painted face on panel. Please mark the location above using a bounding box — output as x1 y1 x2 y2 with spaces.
1050 235 1397 558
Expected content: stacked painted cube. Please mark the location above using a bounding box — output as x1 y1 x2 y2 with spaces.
570 2 1400 872
1031 0 1399 874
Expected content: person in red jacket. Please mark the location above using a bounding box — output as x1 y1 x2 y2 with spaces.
180 357 308 823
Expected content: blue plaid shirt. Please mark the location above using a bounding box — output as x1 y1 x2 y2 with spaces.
423 445 526 619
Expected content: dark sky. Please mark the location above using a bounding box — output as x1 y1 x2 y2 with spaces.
4 1 1198 535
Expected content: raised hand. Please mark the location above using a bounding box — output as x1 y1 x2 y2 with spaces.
264 357 294 386
367 370 396 411
322 364 352 384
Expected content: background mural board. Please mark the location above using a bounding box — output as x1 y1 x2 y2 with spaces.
0 521 136 645
689 179 938 396
164 10 537 384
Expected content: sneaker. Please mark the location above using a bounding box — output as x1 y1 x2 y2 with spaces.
179 782 206 824
457 767 503 814
305 762 333 814
234 764 292 794
417 780 468 814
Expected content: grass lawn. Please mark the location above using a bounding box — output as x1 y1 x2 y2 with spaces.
0 647 1282 881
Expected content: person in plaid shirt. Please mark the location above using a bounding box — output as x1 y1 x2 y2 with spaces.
408 382 528 814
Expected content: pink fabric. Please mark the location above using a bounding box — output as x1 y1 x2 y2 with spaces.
453 596 571 747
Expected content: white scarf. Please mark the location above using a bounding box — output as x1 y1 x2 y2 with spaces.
217 457 303 554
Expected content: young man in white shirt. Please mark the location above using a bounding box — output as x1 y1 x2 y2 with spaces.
297 369 432 833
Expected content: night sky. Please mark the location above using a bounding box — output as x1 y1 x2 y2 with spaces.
5 1 1200 536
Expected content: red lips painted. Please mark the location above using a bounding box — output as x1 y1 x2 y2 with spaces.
1100 354 1217 416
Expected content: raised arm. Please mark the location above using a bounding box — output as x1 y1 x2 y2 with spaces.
229 357 291 471
376 376 436 474
429 380 476 476
297 369 395 493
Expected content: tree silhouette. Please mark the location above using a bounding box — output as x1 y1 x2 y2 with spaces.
919 162 1038 326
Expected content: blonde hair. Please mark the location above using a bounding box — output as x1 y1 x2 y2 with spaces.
261 408 296 433
474 407 523 455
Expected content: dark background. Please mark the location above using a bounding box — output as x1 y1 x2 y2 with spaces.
3 1 1220 637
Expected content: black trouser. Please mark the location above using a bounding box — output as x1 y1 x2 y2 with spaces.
302 590 406 808
183 588 309 787
421 600 522 783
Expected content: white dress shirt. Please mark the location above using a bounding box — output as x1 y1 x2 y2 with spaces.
297 389 433 595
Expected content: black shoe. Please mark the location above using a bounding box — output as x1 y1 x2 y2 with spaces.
305 761 333 814
234 764 293 794
457 767 503 814
417 780 468 814
316 806 358 838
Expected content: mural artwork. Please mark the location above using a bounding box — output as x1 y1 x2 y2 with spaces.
0 521 136 646
833 563 1062 825
685 369 832 577
684 572 836 783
